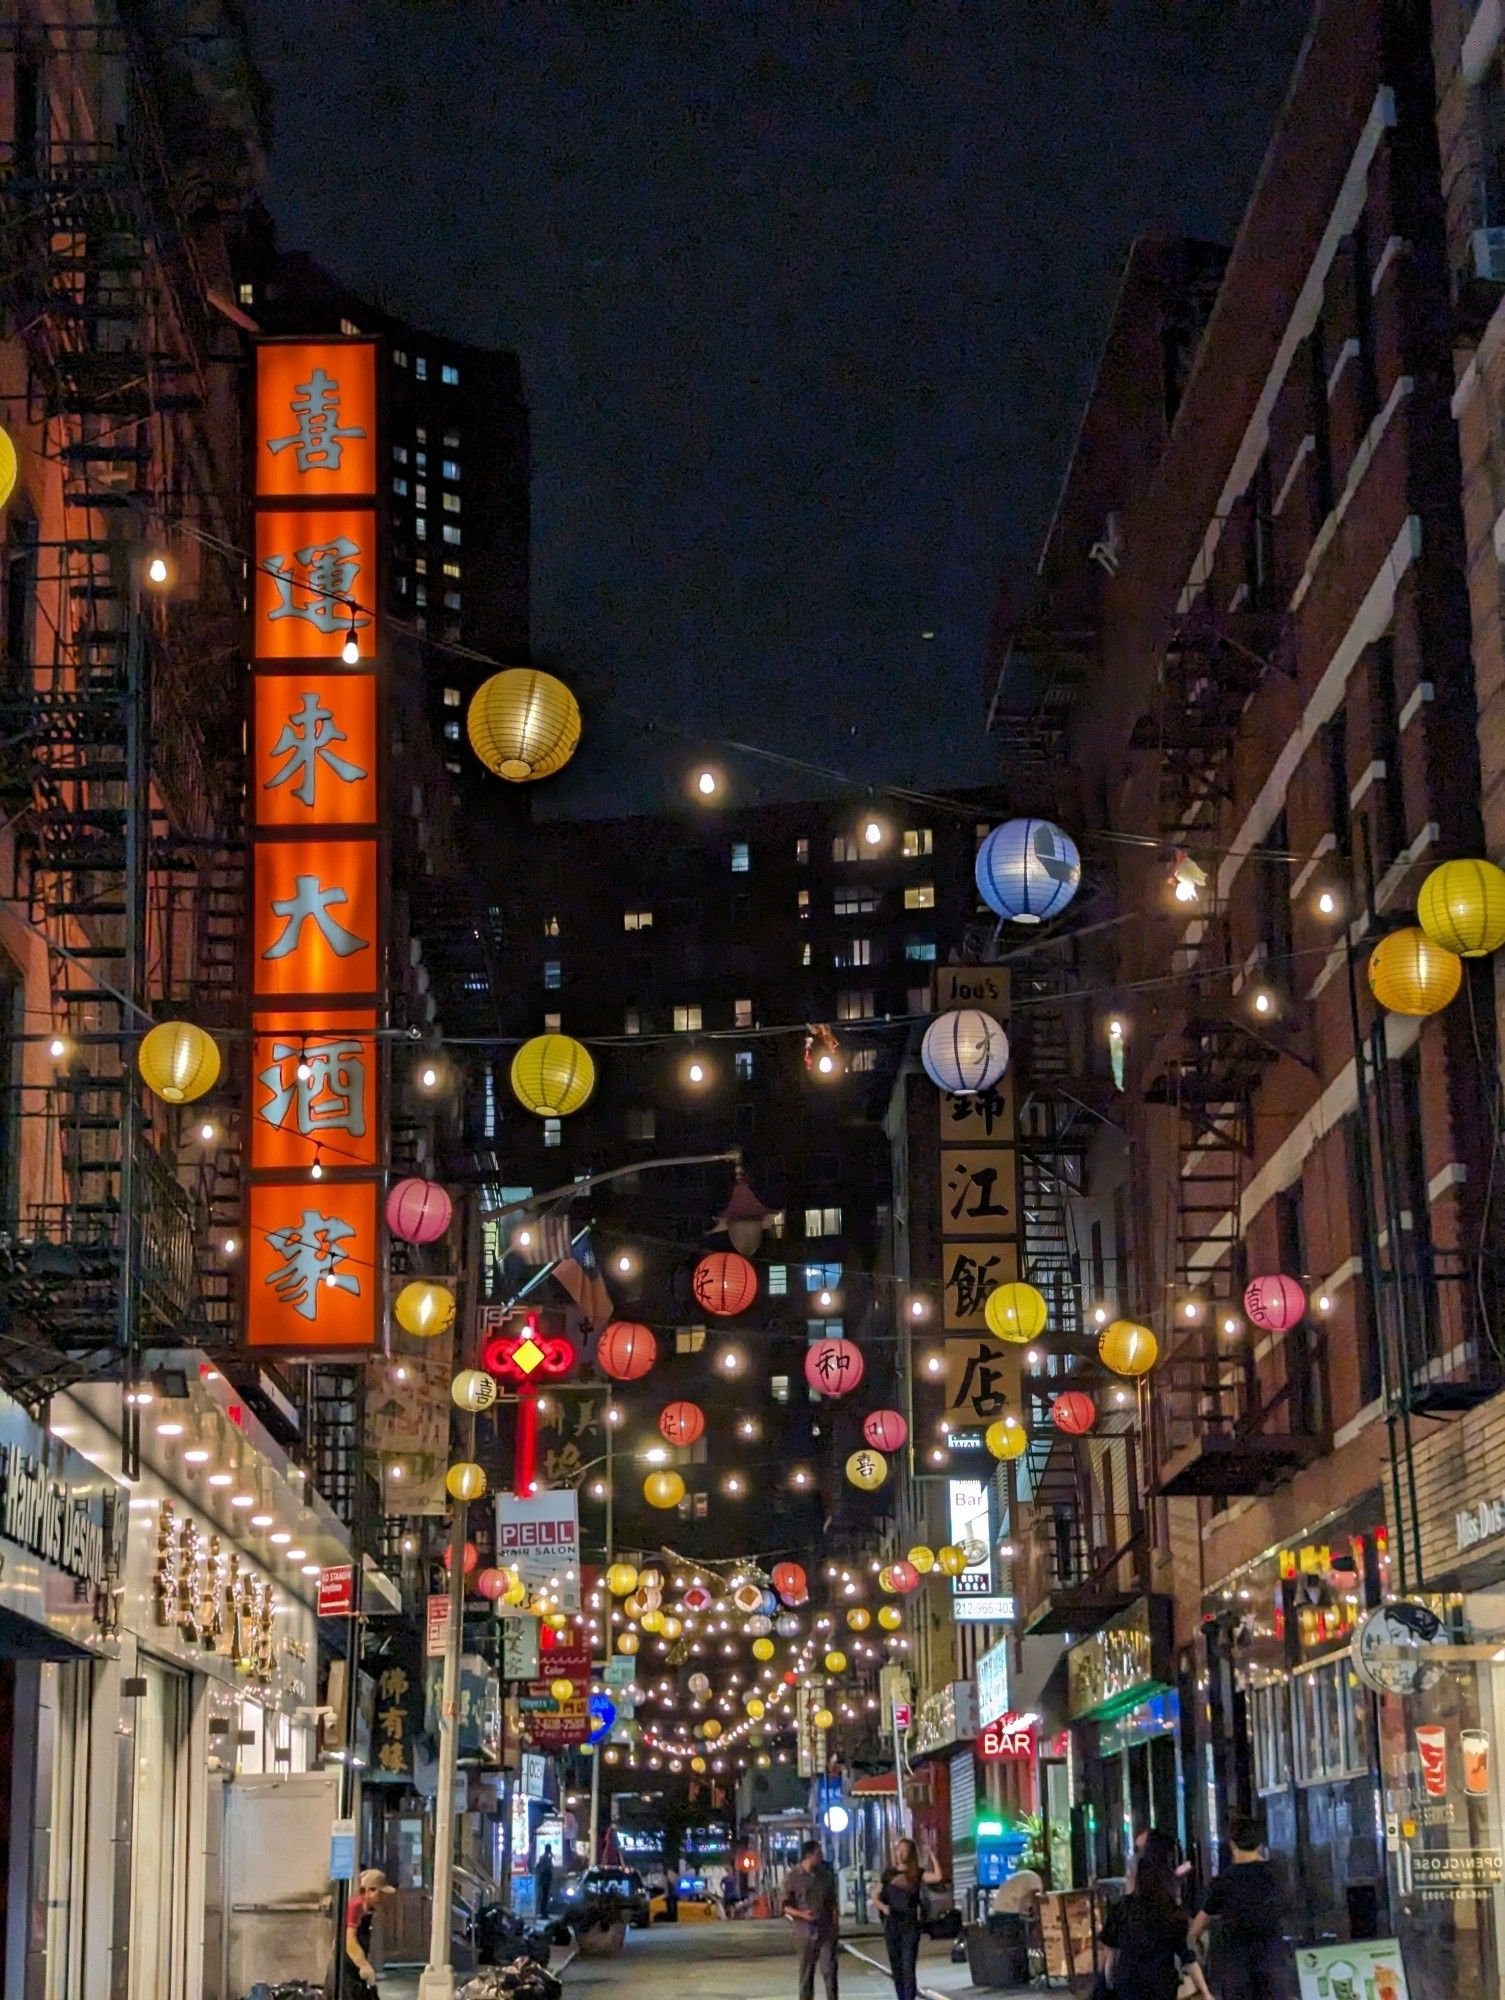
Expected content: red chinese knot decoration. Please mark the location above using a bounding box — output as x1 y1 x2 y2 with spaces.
772 1561 808 1604
692 1251 758 1317
596 1320 658 1381
385 1176 453 1245
1243 1273 1306 1333
862 1409 907 1452
804 1337 864 1398
1051 1390 1097 1435
659 1400 705 1446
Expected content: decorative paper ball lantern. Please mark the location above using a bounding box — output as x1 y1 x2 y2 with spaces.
759 1588 779 1616
386 1177 453 1245
824 1649 847 1674
702 1717 722 1740
476 1567 507 1601
804 1337 865 1398
732 1581 765 1615
745 1696 766 1720
659 1400 705 1446
503 1574 528 1607
451 1369 498 1412
976 817 1082 924
511 1033 596 1116
692 1251 758 1317
639 1566 664 1590
660 1614 683 1640
445 1459 487 1502
616 1632 639 1656
550 1676 576 1704
689 1671 711 1698
746 1613 773 1636
1418 858 1505 957
690 1755 707 1774
644 1469 686 1510
606 1562 639 1597
847 1607 872 1631
985 1415 1028 1461
443 1540 479 1575
395 1281 455 1339
0 424 16 510
467 667 581 782
863 1409 908 1453
1052 1390 1097 1435
877 1604 903 1631
624 1589 649 1619
597 1320 658 1381
138 1020 221 1104
776 1613 802 1637
682 1584 713 1612
846 1448 888 1491
773 1562 808 1604
877 1565 896 1592
921 1009 1011 1095
888 1560 920 1595
937 1545 967 1577
752 1636 776 1661
985 1281 1049 1344
906 1546 936 1574
1244 1274 1307 1334
1099 1320 1158 1378
1367 927 1462 1017
640 1607 664 1634
814 1707 835 1731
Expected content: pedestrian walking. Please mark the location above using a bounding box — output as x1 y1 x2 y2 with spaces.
873 1836 942 2000
1188 1816 1288 2000
343 1867 393 1999
782 1837 840 2000
534 1842 554 1918
1099 1843 1210 2000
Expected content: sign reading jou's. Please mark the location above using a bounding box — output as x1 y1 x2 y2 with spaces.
247 340 384 1353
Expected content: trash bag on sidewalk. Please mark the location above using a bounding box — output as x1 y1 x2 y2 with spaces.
456 1956 563 2000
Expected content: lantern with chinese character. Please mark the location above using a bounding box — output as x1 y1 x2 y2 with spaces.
386 1176 453 1244
511 1033 596 1116
921 1009 1011 1095
985 1414 1028 1461
804 1337 864 1398
597 1320 657 1380
659 1400 705 1446
845 1448 888 1491
976 817 1081 924
863 1409 907 1453
692 1251 758 1316
937 1545 967 1577
984 1280 1048 1343
468 667 581 782
451 1369 498 1412
138 1020 222 1103
877 1604 903 1631
1051 1391 1096 1435
773 1561 808 1604
644 1469 686 1510
1244 1274 1306 1333
1417 858 1505 957
1099 1320 1158 1377
906 1546 936 1573
606 1562 639 1597
1367 927 1462 1017
396 1281 455 1338
847 1607 871 1631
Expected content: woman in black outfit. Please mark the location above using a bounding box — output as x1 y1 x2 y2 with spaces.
1099 1845 1208 2000
874 1837 941 2000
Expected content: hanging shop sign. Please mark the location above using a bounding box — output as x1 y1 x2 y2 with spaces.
978 1712 1037 1762
976 1635 1011 1727
521 1751 549 1800
426 1651 502 1765
247 338 384 1354
497 1490 580 1609
1351 1601 1447 1697
911 1680 978 1757
1067 1597 1171 1723
317 1564 355 1618
948 1479 1014 1623
0 1393 120 1650
521 1638 591 1750
367 1634 423 1781
501 1613 541 1683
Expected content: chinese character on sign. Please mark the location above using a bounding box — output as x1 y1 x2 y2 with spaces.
948 1087 1011 1138
945 1160 1010 1224
258 1037 367 1139
267 368 368 475
543 1443 583 1486
263 874 370 962
265 536 372 636
264 1208 360 1321
944 1250 1002 1321
954 1342 1008 1421
266 691 369 809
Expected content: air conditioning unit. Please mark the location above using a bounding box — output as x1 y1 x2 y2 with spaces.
1472 226 1505 284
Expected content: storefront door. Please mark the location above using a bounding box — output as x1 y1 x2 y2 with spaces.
128 1661 189 2000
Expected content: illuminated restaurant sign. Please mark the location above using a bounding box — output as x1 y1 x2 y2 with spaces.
247 341 384 1350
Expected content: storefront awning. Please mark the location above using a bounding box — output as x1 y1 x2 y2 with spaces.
850 1773 898 1796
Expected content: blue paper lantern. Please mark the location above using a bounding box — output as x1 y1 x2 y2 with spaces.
921 1009 1010 1095
588 1693 617 1743
976 818 1081 924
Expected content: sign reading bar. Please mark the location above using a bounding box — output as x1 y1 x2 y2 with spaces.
978 1711 1037 1762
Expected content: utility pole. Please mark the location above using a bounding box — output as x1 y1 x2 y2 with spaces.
587 1419 614 1866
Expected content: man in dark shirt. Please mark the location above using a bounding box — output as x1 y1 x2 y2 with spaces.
1189 1816 1287 2000
782 1838 840 2000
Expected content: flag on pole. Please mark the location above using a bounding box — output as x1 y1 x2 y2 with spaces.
552 1228 613 1333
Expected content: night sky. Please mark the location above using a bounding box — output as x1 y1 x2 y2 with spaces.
245 0 1312 815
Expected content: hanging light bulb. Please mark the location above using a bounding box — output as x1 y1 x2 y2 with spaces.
310 1148 324 1182
146 552 171 587
341 611 361 665
1169 849 1207 904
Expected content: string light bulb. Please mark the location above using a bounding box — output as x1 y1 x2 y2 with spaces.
341 612 361 665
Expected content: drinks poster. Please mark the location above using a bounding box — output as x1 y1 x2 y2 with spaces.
1295 1940 1410 2000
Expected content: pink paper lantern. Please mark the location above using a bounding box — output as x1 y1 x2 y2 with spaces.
888 1559 920 1595
1051 1391 1097 1436
1243 1273 1307 1333
476 1567 507 1600
862 1409 908 1453
386 1176 453 1245
804 1337 865 1398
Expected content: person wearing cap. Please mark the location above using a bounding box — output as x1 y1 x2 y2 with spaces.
345 1868 393 1997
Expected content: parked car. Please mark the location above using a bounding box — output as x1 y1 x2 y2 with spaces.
558 1865 651 1929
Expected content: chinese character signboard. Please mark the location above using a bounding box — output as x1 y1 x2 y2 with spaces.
367 1631 424 1782
248 340 384 1351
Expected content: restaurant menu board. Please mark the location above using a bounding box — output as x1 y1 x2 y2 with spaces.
1038 1890 1103 1982
1295 1940 1411 2000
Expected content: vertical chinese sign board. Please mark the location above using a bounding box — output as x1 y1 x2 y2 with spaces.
248 341 384 1351
936 967 1021 1429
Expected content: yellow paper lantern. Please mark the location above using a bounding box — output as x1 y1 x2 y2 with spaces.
1099 1320 1158 1378
445 1461 486 1501
640 1607 664 1634
644 1469 686 1510
138 1020 221 1104
550 1676 575 1704
467 668 581 782
752 1637 775 1660
616 1632 639 1655
660 1615 683 1640
824 1649 847 1674
395 1281 456 1339
702 1717 722 1740
511 1033 596 1117
639 1567 664 1589
877 1605 903 1631
937 1545 967 1577
846 1607 871 1631
984 1280 1048 1343
814 1707 835 1731
452 1369 498 1412
691 1755 707 1773
845 1448 888 1491
0 425 17 510
985 1415 1028 1461
503 1575 528 1607
1418 858 1505 957
906 1546 936 1574
1368 927 1463 1017
547 1611 570 1633
745 1696 765 1719
606 1563 639 1597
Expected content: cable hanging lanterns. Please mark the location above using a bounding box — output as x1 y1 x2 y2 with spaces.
920 1009 1010 1095
985 1414 1028 1460
467 668 581 782
976 817 1081 924
659 1400 705 1446
138 1020 221 1103
1051 1390 1097 1435
395 1281 456 1338
511 1033 596 1116
644 1468 686 1510
862 1409 907 1452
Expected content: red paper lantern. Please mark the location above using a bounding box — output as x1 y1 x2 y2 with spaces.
1243 1273 1306 1333
597 1320 658 1381
888 1559 920 1595
804 1337 865 1398
659 1400 705 1446
476 1567 507 1600
1051 1391 1096 1436
443 1540 480 1575
772 1561 808 1604
385 1176 453 1245
862 1409 907 1453
692 1251 759 1317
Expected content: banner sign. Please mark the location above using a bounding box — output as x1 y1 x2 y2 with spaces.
497 1491 581 1610
500 1613 541 1683
521 1637 591 1748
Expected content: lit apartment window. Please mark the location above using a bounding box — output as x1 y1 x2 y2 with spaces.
395 576 408 595
735 998 753 1027
442 460 461 480
832 834 862 863
340 316 361 336
442 526 461 545
906 940 937 962
768 1264 787 1295
393 445 409 463
414 584 427 608
802 943 812 966
903 827 934 857
238 281 255 306
414 556 428 574
394 349 408 367
443 721 459 741
543 960 562 990
444 429 460 447
676 1326 707 1354
767 1210 786 1237
441 363 460 385
442 493 461 513
835 887 879 916
904 883 935 910
837 989 875 1020
544 1011 561 1031
416 356 429 380
673 1005 702 1032
624 910 653 931
440 689 462 712
416 429 428 445
835 938 871 967
443 591 461 610
442 561 461 579
804 1262 842 1291
624 1008 641 1035
771 1375 791 1404
798 889 811 918
731 842 750 874
627 1108 657 1142
414 516 427 538
543 1118 561 1148
907 986 930 1013
795 837 811 866
444 759 460 773
735 1049 753 1081
543 915 559 937
806 1318 844 1342
850 1047 877 1072
391 475 409 495
805 1206 842 1237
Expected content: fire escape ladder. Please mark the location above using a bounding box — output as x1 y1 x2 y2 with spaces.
1130 604 1283 838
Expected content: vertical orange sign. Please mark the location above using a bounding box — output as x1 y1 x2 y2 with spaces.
249 340 383 1352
